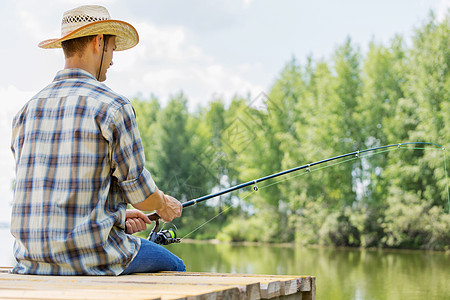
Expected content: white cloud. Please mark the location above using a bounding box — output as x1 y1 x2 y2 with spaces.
137 22 205 62
0 85 31 128
113 21 208 72
436 0 450 21
243 0 254 8
18 10 47 41
109 20 264 107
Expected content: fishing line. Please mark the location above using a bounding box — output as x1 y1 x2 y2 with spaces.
179 143 448 239
173 143 444 211
180 154 365 239
180 192 254 240
257 147 396 191
444 147 450 213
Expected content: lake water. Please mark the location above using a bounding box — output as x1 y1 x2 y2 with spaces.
166 241 450 300
1 230 449 300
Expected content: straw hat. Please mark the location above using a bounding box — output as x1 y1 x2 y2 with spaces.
38 5 139 51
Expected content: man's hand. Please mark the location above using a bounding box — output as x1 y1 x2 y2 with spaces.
125 209 152 234
131 186 183 222
155 194 182 222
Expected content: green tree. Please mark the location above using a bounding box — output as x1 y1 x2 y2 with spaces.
379 13 450 250
132 96 161 172
352 37 408 246
131 12 450 250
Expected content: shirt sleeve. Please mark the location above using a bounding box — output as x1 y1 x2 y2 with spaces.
109 103 156 205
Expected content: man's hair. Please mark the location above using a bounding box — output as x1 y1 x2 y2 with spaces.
61 35 96 58
61 35 113 58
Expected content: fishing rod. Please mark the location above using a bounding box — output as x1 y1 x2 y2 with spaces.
146 142 445 245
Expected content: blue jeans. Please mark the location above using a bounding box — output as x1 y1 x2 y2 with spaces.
121 238 186 275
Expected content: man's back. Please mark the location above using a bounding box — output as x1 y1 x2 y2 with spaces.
10 68 153 275
10 5 184 276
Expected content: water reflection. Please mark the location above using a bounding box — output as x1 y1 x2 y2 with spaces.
1 231 448 300
167 242 450 300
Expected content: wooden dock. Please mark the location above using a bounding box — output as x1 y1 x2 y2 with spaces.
0 267 315 299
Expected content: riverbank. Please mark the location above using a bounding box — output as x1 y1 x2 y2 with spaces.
179 238 450 254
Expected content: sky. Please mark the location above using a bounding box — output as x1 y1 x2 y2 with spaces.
0 0 449 223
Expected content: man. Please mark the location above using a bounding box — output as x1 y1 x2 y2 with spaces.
10 5 185 275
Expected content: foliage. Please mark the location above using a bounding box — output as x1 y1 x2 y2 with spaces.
132 13 450 250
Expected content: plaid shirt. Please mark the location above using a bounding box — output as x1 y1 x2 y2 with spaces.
10 69 155 275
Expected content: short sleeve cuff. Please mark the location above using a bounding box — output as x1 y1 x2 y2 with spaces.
119 168 156 205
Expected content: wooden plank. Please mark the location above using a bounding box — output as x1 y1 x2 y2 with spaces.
259 281 281 299
0 273 247 299
0 283 238 300
154 272 282 298
273 294 302 300
299 276 311 292
158 272 308 289
153 272 303 296
301 277 316 300
0 288 162 300
122 274 262 299
0 269 315 300
0 284 235 300
0 273 241 300
0 273 259 300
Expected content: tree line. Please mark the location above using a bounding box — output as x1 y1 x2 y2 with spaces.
132 13 449 250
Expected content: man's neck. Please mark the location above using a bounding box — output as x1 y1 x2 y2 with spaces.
64 53 98 80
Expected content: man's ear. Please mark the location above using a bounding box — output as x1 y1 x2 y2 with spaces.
93 34 104 54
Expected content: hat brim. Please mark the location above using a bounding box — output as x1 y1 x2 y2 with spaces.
38 19 139 51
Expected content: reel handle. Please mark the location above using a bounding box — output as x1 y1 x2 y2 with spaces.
147 212 161 221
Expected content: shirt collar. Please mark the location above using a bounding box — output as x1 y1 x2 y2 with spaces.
53 68 97 82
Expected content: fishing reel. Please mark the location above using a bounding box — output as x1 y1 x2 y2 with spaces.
148 219 181 245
